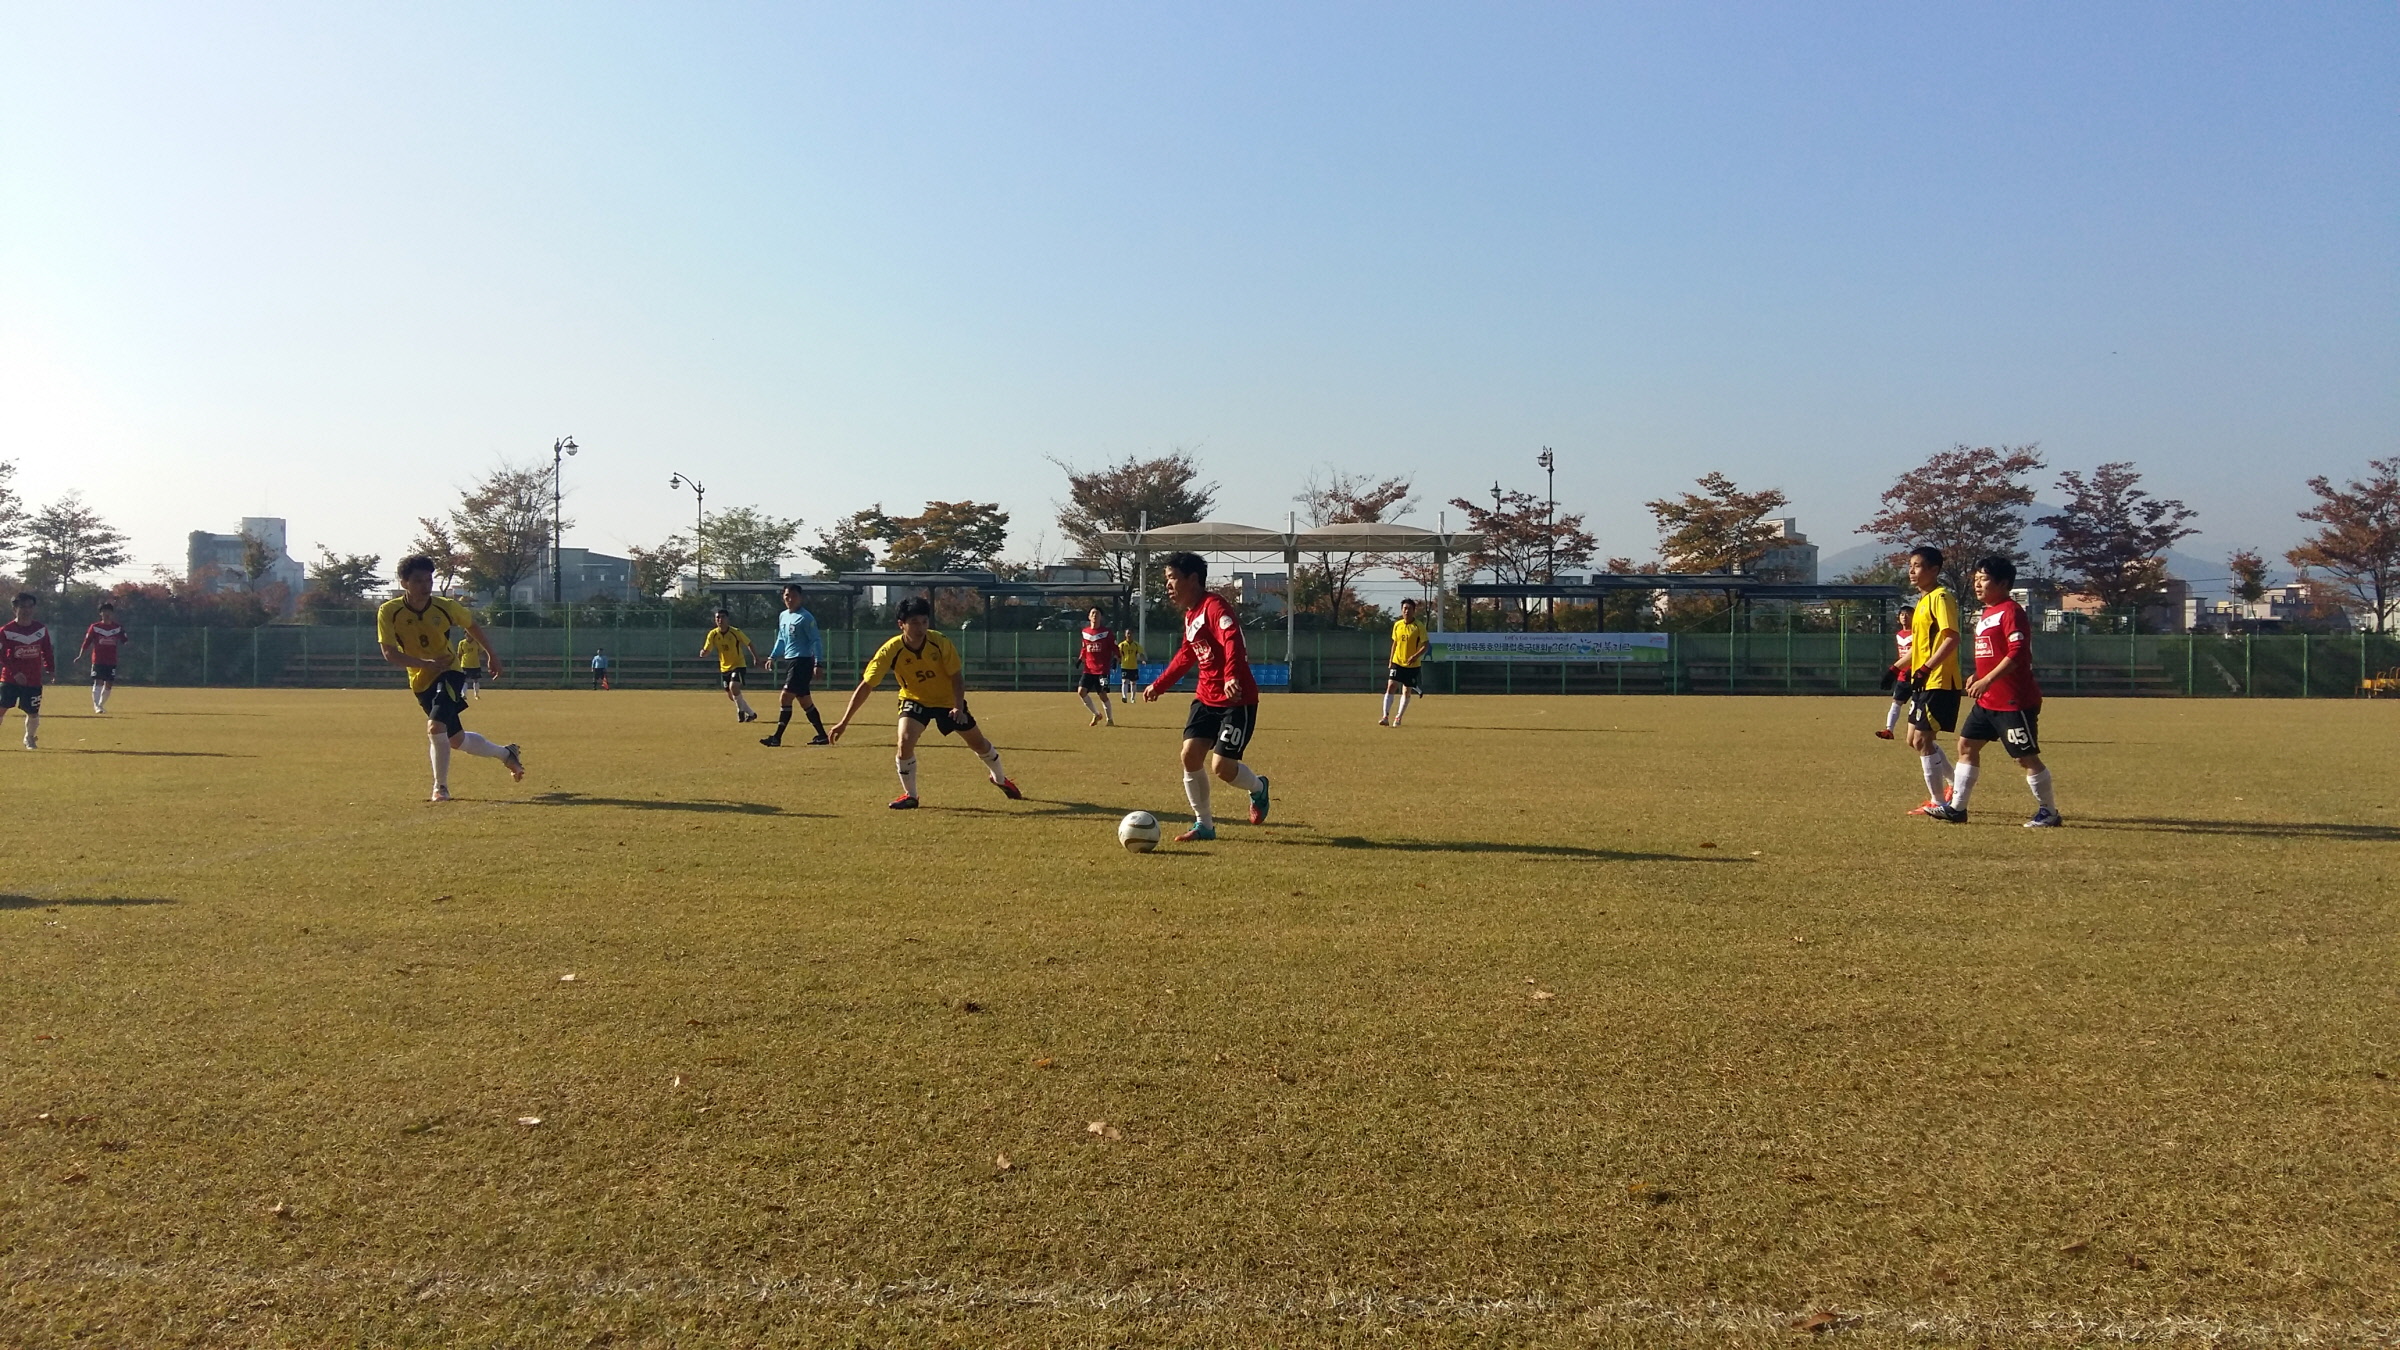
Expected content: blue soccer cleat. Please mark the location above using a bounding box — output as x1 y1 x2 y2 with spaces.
1248 775 1270 825
2025 806 2064 828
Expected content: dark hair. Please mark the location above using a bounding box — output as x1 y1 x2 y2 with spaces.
1907 545 1944 570
1400 596 1418 608
895 595 934 620
1974 555 2018 587
713 608 730 618
781 581 804 595
98 602 115 612
397 554 436 582
11 592 35 607
1162 551 1207 581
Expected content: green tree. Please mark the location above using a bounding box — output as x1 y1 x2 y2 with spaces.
2226 548 2270 604
881 501 1010 572
240 531 280 591
697 506 804 581
22 493 130 593
0 461 26 571
1860 444 2046 584
447 464 564 603
303 547 383 615
626 540 696 599
805 507 890 575
1646 472 1790 574
408 518 467 592
2034 462 2198 610
2286 457 2400 633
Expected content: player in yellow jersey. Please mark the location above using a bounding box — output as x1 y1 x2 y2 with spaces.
1380 597 1429 727
1901 545 1963 816
697 609 760 723
453 631 487 701
827 596 1021 809
376 555 524 802
1116 632 1144 703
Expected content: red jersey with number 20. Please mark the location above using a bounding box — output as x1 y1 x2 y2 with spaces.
2 621 55 687
1155 594 1257 708
1971 599 2041 713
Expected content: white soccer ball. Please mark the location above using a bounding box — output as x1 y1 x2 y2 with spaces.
1117 810 1161 853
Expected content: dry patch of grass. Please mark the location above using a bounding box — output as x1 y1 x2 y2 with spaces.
4 687 2397 1345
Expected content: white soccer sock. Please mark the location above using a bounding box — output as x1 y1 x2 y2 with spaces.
979 747 1007 782
734 692 755 716
1183 768 1213 826
429 736 452 787
1380 690 1394 720
99 685 111 711
1949 762 1979 811
22 712 38 745
457 732 509 759
1228 762 1262 793
1883 700 1902 731
896 756 919 798
2027 768 2056 811
1394 690 1411 724
1078 692 1097 715
1920 748 1951 803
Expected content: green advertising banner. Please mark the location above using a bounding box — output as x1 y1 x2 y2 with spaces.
1427 632 1672 662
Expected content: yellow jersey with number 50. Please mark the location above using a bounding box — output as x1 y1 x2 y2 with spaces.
862 631 963 708
377 595 474 693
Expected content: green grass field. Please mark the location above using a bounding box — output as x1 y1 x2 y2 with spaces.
5 685 2397 1347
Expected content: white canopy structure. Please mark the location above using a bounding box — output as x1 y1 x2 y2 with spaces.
1087 519 1484 661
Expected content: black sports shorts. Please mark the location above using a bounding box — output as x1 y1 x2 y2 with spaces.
1182 699 1257 761
1906 688 1960 734
1387 663 1422 689
92 663 117 683
415 672 468 737
1 681 42 715
719 667 746 690
1075 670 1108 694
779 660 815 697
900 699 976 736
1960 704 2040 758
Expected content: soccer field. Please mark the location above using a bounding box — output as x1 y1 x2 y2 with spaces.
6 687 2396 1346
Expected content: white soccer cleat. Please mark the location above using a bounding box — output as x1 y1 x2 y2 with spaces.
429 786 451 803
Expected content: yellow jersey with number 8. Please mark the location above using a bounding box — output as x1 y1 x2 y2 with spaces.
376 595 474 693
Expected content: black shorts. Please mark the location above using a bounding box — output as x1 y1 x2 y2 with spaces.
458 666 482 683
900 700 977 736
1 682 42 714
1075 670 1108 694
1182 699 1257 761
1888 675 1914 704
1960 705 2041 758
1120 666 1139 681
779 660 815 697
1387 663 1422 689
719 667 746 690
92 663 117 683
414 672 468 737
1906 688 1960 734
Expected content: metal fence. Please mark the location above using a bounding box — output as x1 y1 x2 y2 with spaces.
89 625 2400 698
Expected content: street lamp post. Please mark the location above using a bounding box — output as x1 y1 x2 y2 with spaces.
551 436 578 607
1537 447 1556 628
669 472 707 594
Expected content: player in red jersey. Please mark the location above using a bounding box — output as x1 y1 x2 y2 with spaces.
1875 600 1914 739
1074 608 1116 727
1141 552 1271 842
1932 555 2062 827
1 592 57 750
78 602 130 714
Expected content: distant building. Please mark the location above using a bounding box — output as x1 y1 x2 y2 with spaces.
188 517 307 618
2059 578 2194 633
1231 571 1288 617
503 547 638 605
2186 583 2352 634
1752 519 1819 584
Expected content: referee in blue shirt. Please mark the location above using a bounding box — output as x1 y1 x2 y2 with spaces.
760 582 830 746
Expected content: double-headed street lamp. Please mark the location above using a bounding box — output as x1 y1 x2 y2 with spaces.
669 472 706 592
552 436 578 606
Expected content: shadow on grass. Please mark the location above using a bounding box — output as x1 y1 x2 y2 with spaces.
71 749 251 758
0 894 174 910
1280 834 1739 863
2080 816 2400 842
939 797 1125 819
520 791 829 818
1442 726 1655 735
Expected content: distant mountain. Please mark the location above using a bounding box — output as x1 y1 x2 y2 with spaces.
1816 505 2231 596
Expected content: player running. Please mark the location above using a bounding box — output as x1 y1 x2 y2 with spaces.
1875 599 1916 739
2 592 56 749
698 610 760 723
826 595 1022 809
1380 596 1428 726
1141 551 1270 843
1074 608 1115 726
376 555 525 802
454 630 487 701
1900 546 1962 818
760 582 830 747
78 602 129 714
1933 555 2063 827
1116 631 1144 703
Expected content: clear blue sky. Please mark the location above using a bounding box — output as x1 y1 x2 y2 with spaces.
4 2 2393 589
